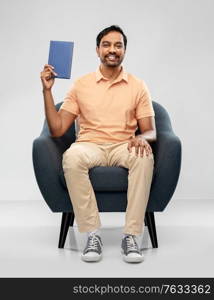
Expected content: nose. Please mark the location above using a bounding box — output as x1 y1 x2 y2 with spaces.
109 45 116 53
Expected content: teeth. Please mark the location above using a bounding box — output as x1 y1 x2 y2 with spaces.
108 56 116 60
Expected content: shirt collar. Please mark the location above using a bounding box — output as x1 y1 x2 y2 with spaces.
95 66 128 83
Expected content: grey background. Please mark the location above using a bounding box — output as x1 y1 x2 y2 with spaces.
0 0 213 202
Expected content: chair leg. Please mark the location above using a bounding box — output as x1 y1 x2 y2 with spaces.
70 213 75 226
58 212 74 248
145 212 158 248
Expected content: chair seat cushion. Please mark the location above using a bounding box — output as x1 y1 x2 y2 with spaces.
60 166 128 192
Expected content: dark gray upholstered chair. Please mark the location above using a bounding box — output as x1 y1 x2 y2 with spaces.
32 101 181 249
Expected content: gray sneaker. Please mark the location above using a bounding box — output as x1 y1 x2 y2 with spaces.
81 234 103 262
121 235 144 263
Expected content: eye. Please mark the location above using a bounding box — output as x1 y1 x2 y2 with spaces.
102 43 109 48
116 44 123 49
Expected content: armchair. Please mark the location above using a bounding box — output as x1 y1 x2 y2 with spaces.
32 101 181 249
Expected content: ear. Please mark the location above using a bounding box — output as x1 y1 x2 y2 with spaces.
96 46 100 57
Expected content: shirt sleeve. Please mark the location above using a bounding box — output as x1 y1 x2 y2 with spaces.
135 80 155 120
59 81 80 116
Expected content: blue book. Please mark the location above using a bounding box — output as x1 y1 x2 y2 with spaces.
48 40 74 79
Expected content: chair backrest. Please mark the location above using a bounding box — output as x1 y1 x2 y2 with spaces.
152 101 173 134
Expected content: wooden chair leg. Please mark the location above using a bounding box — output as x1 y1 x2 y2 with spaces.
58 212 74 248
145 212 158 248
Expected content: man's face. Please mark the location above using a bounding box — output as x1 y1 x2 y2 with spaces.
96 31 126 68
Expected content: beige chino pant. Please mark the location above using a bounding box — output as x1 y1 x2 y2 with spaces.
62 141 154 236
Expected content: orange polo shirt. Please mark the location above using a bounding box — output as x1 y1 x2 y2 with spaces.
60 67 155 143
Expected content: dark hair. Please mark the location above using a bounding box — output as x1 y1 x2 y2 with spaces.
96 25 127 49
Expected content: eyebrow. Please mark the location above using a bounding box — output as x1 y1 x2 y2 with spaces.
101 41 123 44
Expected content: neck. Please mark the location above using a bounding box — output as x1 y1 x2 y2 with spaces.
99 64 122 80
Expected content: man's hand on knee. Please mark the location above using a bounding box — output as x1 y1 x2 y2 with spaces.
127 136 152 157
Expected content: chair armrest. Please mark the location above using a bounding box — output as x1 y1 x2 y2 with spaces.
148 131 182 211
32 135 73 212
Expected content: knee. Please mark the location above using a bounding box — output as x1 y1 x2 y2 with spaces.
62 145 88 170
143 152 154 162
129 151 154 167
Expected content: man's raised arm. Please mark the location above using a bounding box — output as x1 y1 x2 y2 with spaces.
40 64 76 137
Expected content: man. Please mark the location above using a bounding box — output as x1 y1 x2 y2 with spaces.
40 25 156 263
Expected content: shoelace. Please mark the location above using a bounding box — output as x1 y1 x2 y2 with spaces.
125 235 139 252
86 235 101 251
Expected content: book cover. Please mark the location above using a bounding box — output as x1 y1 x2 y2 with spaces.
48 40 74 79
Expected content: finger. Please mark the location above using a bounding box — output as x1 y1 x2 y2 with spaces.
142 142 147 156
44 69 58 77
45 67 57 76
44 67 57 76
50 68 57 76
146 142 152 153
140 144 144 157
137 139 144 157
44 71 51 78
127 141 132 152
44 72 55 81
146 146 149 156
50 70 58 77
135 143 140 156
44 64 55 69
40 72 48 81
148 145 152 154
142 142 148 156
146 144 151 156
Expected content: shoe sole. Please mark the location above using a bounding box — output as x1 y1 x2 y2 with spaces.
121 250 144 263
81 253 102 262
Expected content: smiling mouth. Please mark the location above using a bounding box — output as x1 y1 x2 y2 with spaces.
106 55 118 61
